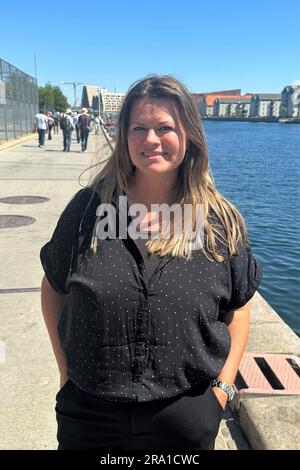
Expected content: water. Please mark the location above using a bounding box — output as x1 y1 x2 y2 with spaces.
203 121 300 336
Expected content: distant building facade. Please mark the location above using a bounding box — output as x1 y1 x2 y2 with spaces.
81 85 125 113
250 94 281 117
99 90 125 113
280 85 300 117
214 96 252 117
195 83 300 120
201 92 253 117
200 90 241 116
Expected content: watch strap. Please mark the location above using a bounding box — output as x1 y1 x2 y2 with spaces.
210 379 235 402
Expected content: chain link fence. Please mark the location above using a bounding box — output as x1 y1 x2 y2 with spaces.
0 59 39 142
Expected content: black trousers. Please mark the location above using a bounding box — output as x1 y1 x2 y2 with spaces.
55 380 224 450
48 125 53 140
80 128 89 150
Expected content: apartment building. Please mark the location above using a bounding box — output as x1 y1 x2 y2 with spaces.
281 85 300 117
250 94 281 117
81 85 125 113
197 90 240 116
99 90 125 113
200 90 241 116
214 97 252 117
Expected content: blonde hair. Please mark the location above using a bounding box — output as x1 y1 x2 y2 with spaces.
89 75 248 262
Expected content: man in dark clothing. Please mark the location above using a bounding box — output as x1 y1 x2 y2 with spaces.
78 108 91 152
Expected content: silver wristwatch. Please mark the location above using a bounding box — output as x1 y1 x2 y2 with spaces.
211 379 235 402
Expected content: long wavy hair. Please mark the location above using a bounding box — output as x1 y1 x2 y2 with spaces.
89 74 248 261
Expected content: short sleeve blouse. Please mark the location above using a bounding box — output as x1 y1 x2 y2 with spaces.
40 187 263 402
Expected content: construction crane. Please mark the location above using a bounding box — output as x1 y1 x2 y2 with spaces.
60 81 83 108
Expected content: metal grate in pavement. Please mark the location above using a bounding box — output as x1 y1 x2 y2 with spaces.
0 196 49 204
234 352 300 397
0 214 36 228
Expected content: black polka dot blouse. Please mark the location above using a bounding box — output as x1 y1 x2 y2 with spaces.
40 187 262 403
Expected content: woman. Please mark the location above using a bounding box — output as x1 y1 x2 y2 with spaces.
40 75 262 450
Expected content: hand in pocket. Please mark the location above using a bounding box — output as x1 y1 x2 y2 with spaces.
211 386 227 410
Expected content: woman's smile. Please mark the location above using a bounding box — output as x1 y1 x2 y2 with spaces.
141 151 169 159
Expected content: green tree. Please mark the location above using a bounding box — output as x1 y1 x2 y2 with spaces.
53 86 69 112
38 82 69 112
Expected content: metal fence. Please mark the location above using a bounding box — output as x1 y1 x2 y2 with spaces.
0 59 39 142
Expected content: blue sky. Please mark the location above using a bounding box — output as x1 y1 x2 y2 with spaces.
1 0 299 105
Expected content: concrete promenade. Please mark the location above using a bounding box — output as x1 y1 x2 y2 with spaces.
0 130 299 450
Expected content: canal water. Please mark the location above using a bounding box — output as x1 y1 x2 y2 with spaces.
203 120 300 336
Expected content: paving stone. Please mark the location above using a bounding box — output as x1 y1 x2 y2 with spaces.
238 396 300 450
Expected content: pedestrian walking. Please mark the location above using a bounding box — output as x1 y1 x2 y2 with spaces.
40 75 262 450
53 111 60 134
94 114 101 135
73 112 81 143
78 107 91 152
34 110 48 148
60 109 74 151
46 112 55 140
